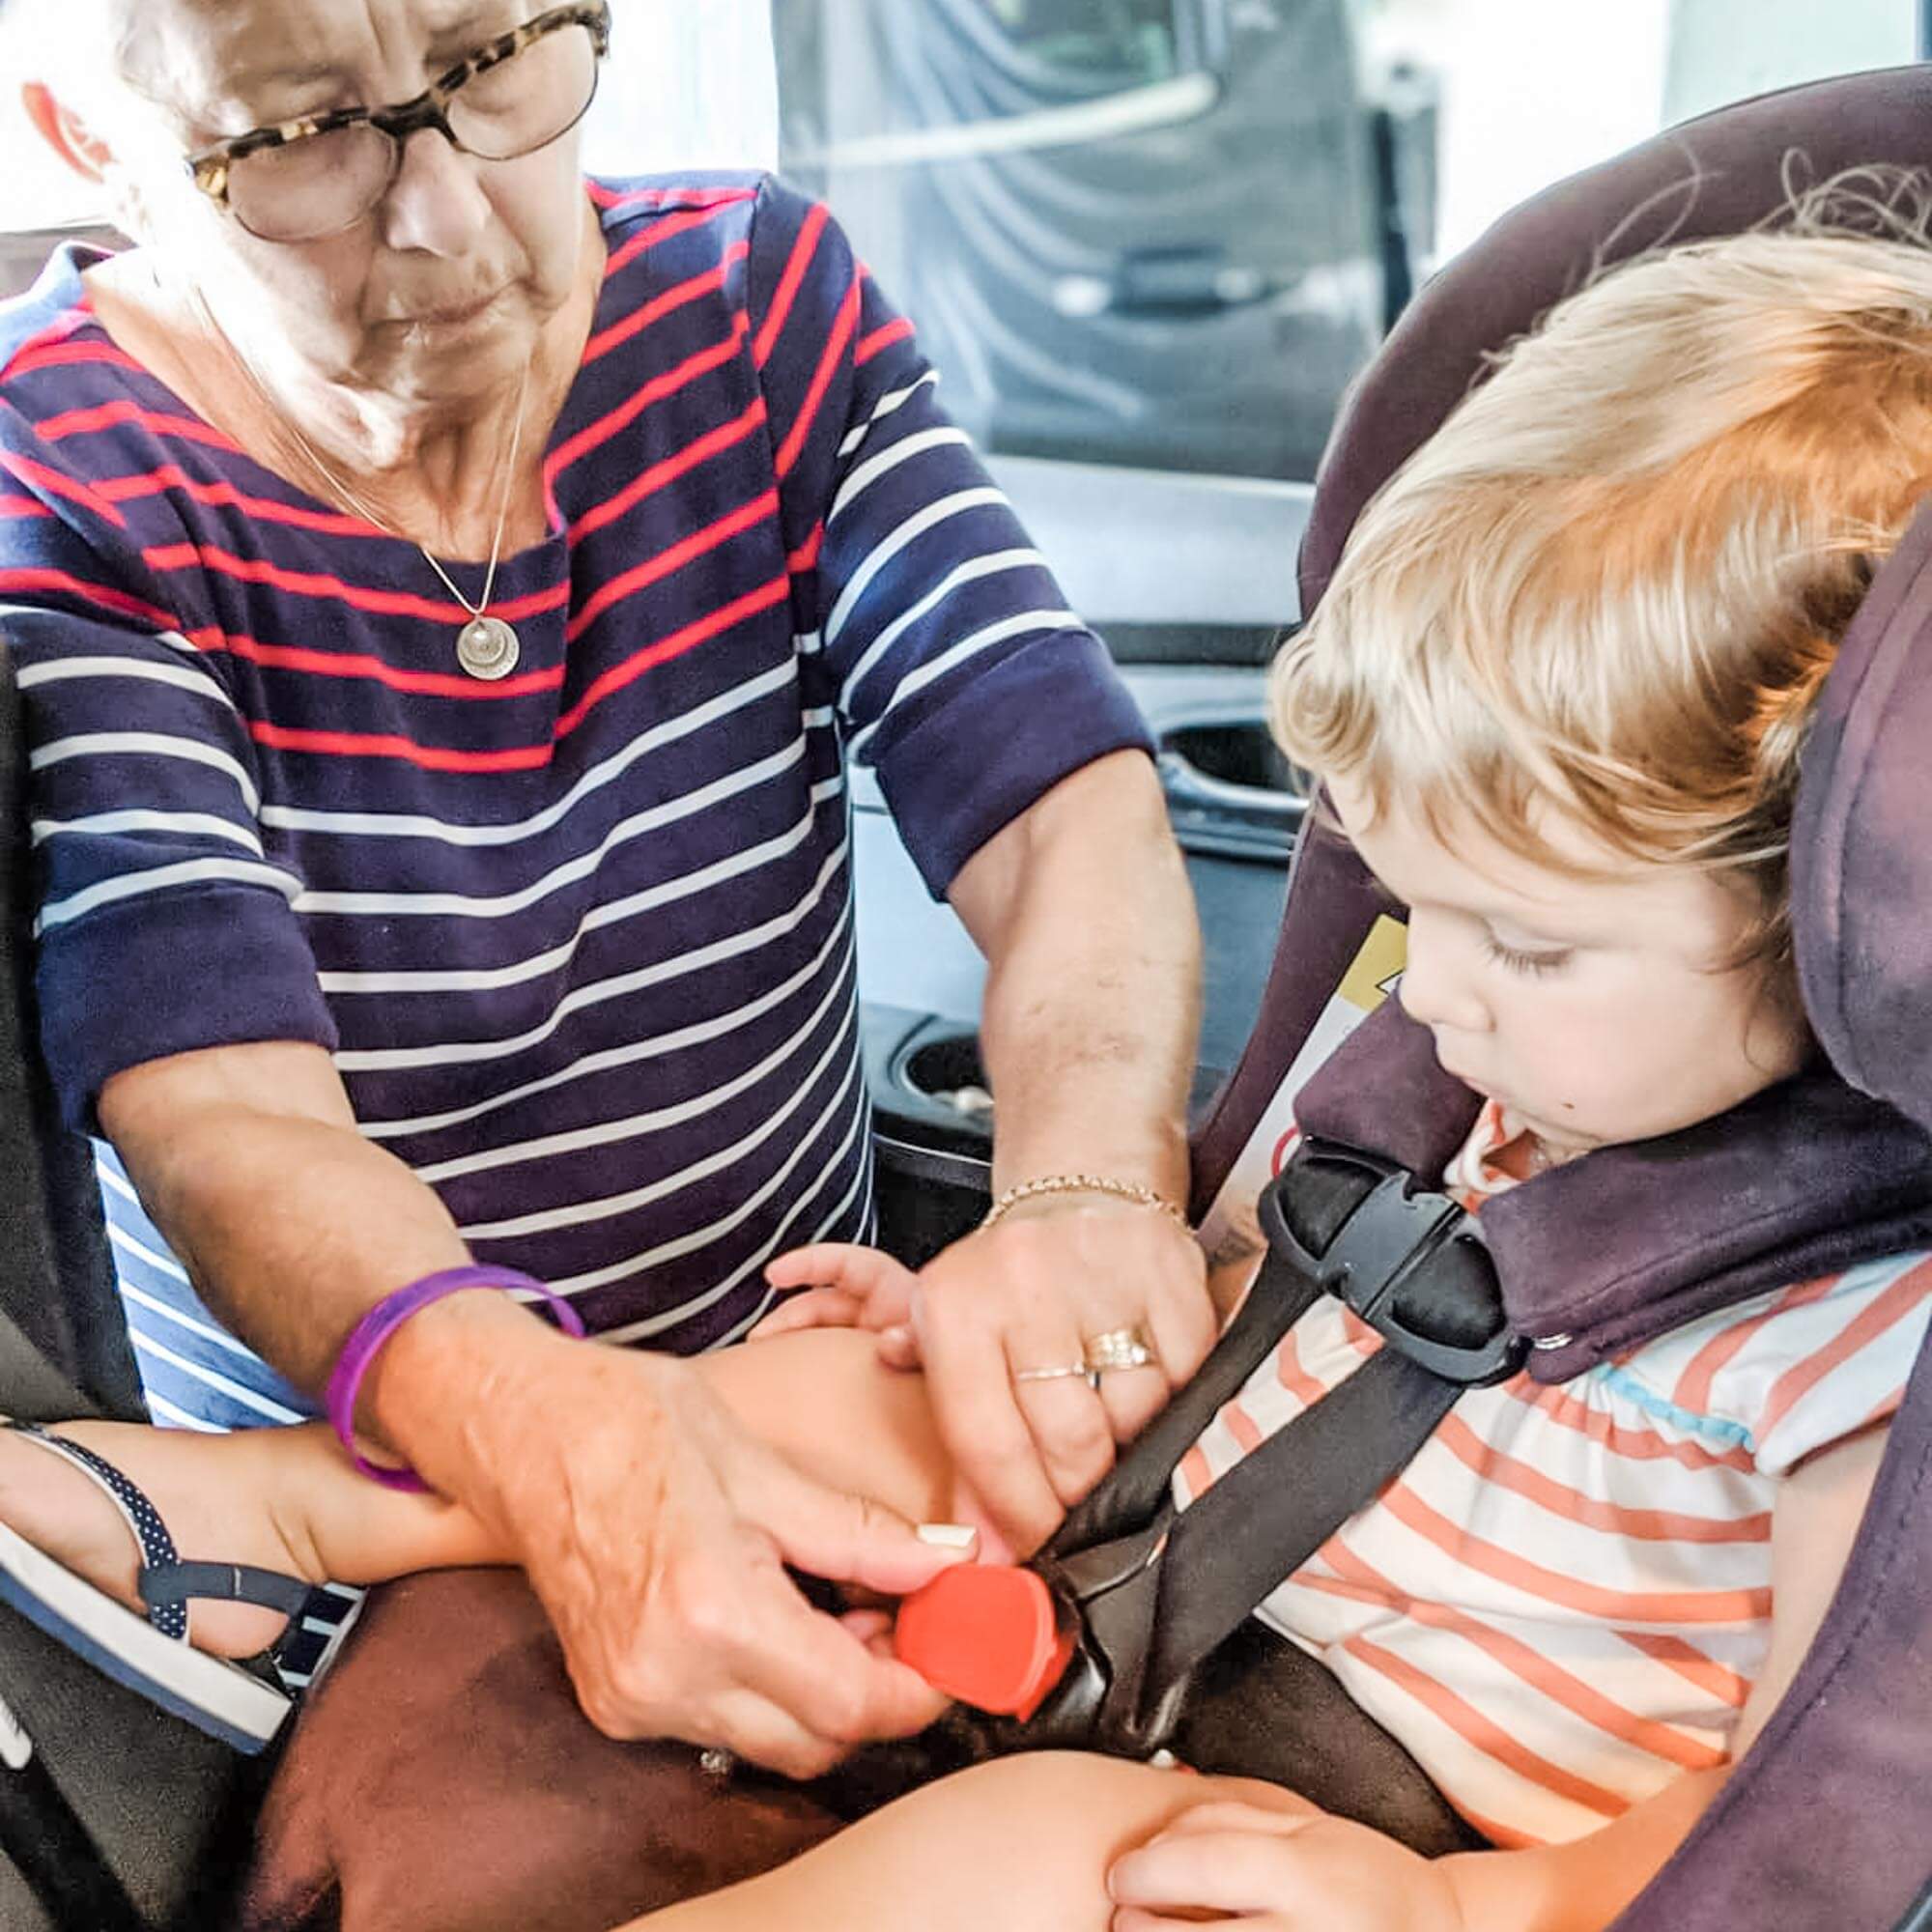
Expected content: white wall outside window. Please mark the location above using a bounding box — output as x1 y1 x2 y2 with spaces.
1360 0 1917 263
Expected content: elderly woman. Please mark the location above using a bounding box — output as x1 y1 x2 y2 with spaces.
0 0 1210 1777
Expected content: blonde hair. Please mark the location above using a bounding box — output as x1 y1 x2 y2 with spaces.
1272 182 1932 964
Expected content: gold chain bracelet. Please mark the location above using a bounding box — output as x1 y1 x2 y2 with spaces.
980 1173 1192 1234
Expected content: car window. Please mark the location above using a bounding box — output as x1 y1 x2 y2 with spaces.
775 0 1920 486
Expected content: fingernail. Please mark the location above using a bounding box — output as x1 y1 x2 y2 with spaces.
882 1324 914 1350
916 1521 979 1549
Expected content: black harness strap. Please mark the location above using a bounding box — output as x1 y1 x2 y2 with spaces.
1143 1151 1519 1721
1149 1346 1462 1695
1019 1145 1520 1754
1050 1236 1327 1555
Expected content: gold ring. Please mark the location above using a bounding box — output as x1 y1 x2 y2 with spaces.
1083 1325 1157 1376
1012 1361 1097 1387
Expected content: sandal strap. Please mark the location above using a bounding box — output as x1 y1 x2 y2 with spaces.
9 1424 187 1639
5 1423 309 1643
140 1562 314 1623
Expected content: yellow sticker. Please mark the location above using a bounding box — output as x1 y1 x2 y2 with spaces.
1336 913 1408 1013
1196 912 1410 1265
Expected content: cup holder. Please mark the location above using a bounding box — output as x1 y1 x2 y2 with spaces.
900 1035 995 1125
867 1012 996 1264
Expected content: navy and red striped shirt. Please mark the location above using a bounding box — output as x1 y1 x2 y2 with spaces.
0 174 1149 1431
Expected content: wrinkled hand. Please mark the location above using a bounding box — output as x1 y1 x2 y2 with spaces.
1108 1800 1466 1931
916 1197 1214 1555
457 1334 969 1776
751 1243 923 1370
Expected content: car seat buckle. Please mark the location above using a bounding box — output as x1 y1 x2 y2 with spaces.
1260 1155 1526 1386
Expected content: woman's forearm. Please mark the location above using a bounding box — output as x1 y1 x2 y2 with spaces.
948 750 1202 1197
98 1039 586 1492
298 1334 945 1595
99 1041 475 1398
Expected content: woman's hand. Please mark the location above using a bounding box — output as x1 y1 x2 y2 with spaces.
1107 1800 1467 1931
753 1216 1216 1561
914 1199 1215 1554
751 1243 923 1368
379 1300 973 1777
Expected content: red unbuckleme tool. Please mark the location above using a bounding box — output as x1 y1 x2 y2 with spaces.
895 1565 1078 1719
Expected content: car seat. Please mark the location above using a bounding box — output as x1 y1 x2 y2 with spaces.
1185 60 1932 1932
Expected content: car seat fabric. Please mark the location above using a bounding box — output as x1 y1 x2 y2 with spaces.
1190 62 1932 1932
1792 493 1932 1132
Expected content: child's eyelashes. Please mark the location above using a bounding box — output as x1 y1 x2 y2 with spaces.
1483 934 1573 977
1362 872 1567 975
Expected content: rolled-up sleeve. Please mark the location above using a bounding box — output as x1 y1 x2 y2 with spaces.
748 177 1151 897
0 411 333 1126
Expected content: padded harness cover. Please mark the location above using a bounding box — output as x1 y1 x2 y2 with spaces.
1294 1001 1932 1381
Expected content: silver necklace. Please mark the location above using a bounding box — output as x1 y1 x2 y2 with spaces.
203 298 534 681
405 379 529 682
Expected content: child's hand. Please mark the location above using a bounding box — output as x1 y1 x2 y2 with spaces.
1107 1800 1466 1931
752 1243 923 1369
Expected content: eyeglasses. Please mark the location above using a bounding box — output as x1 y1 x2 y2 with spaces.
185 2 612 245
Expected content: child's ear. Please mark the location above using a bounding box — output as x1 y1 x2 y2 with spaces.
20 83 113 184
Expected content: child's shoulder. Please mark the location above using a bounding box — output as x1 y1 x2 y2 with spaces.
1601 1252 1932 1476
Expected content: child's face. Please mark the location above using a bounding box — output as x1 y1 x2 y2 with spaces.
1326 778 1811 1160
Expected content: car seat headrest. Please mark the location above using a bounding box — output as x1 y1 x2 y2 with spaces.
1791 498 1932 1134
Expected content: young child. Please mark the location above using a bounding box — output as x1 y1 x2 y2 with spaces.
8 215 1932 1932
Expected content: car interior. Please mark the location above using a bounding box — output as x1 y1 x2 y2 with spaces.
1 2 1931 1927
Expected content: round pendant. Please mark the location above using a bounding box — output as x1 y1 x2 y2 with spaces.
456 614 520 682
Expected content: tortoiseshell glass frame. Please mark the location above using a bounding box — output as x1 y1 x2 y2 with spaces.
185 1 612 236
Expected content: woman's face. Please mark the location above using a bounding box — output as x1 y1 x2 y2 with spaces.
89 0 592 404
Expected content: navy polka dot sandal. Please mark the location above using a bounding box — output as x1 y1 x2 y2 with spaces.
0 1424 298 1753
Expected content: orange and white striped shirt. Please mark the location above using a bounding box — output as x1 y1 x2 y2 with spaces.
1174 1099 1932 1847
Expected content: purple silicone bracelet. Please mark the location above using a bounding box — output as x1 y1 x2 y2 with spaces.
326 1265 586 1492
